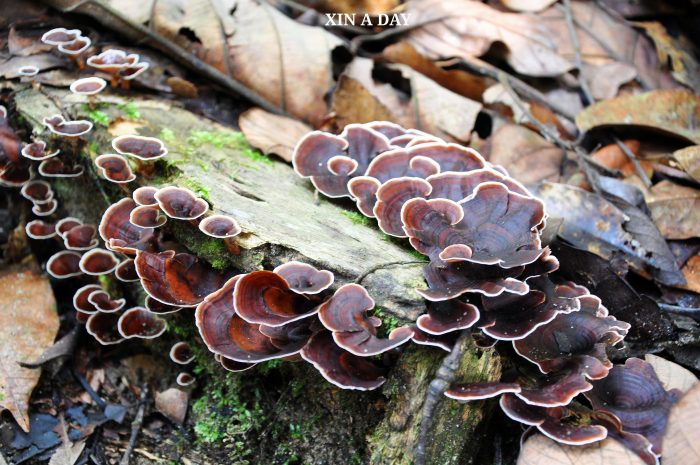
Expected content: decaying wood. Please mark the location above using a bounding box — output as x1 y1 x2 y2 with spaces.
13 87 500 464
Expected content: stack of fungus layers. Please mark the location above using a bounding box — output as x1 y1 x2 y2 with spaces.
293 122 638 448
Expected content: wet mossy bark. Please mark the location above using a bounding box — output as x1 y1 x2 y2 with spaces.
13 88 501 465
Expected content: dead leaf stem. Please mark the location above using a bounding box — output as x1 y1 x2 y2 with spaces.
614 137 653 188
562 0 594 105
119 382 148 465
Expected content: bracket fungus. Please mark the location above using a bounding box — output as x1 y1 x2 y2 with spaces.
46 250 83 279
73 284 103 314
41 28 82 45
99 198 157 254
115 258 139 282
78 248 119 275
56 217 82 237
70 77 107 96
43 114 93 137
87 290 126 313
170 342 195 365
21 139 59 161
63 223 98 250
31 198 58 216
272 261 334 295
94 154 135 183
38 158 84 177
145 295 185 314
117 307 167 339
86 312 124 345
154 186 208 220
130 205 167 228
198 214 241 239
20 180 53 204
112 135 167 161
176 373 196 387
132 186 158 206
25 219 56 239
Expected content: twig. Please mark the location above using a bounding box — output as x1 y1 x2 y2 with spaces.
496 72 605 192
354 260 426 284
613 137 652 188
562 0 594 105
414 331 471 465
658 303 700 314
72 367 107 409
119 383 149 465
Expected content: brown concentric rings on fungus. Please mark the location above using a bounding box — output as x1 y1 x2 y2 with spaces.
129 205 167 228
154 186 208 220
120 61 150 81
41 28 82 45
20 180 53 204
94 154 135 183
56 217 82 237
70 77 107 95
135 250 227 307
99 198 157 255
145 295 185 314
176 373 195 387
112 135 167 161
43 114 93 137
38 158 84 178
132 186 158 206
233 270 320 327
63 224 98 250
79 248 119 275
47 250 82 278
318 284 414 356
31 198 58 216
86 312 124 345
198 214 241 238
115 258 139 282
73 284 103 314
117 307 167 339
416 300 480 335
87 289 126 313
584 358 681 455
58 36 91 55
169 342 195 365
272 261 334 295
21 140 60 160
25 219 56 239
300 331 387 390
499 393 608 446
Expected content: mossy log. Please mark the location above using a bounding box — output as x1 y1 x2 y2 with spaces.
13 87 502 465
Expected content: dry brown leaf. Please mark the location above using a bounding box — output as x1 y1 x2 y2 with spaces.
634 21 700 93
517 434 646 465
645 354 698 393
402 0 573 77
155 388 189 424
673 145 700 182
646 180 700 240
239 108 312 163
501 0 557 12
107 0 343 126
49 440 86 465
296 0 399 14
585 62 638 101
679 255 700 294
0 266 59 432
382 42 491 102
591 140 653 178
485 124 564 184
576 90 700 144
331 57 482 142
663 382 700 465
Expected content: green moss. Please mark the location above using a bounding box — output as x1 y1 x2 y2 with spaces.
186 130 272 167
182 178 211 201
257 359 283 375
371 306 400 337
341 210 372 226
86 109 110 127
159 127 176 144
118 102 141 120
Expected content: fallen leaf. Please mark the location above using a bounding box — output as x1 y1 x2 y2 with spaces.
591 139 652 178
634 21 700 93
584 62 638 100
679 255 700 294
239 108 312 163
576 89 700 144
8 27 53 56
645 354 698 393
673 145 700 182
382 42 492 102
331 57 483 142
484 124 564 184
0 265 59 432
482 84 530 123
155 388 189 424
646 180 700 240
663 382 700 465
48 440 85 465
533 182 683 286
517 434 646 465
501 0 557 12
297 0 399 14
402 0 573 77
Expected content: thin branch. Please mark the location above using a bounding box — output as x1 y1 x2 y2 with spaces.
119 383 149 465
562 0 594 105
613 137 652 188
414 331 471 465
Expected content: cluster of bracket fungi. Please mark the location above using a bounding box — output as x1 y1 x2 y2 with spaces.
2 26 684 460
291 122 684 463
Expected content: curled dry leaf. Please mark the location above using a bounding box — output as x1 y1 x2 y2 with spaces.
238 108 312 163
517 434 647 465
484 124 565 184
645 180 700 240
0 266 59 432
644 354 698 394
331 57 482 143
576 90 700 144
155 388 188 424
662 382 700 465
673 145 700 182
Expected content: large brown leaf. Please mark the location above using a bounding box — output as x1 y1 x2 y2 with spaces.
331 57 482 141
646 180 700 240
0 265 59 432
76 0 344 127
239 108 312 163
576 90 700 144
517 434 646 465
663 382 700 465
402 0 573 77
